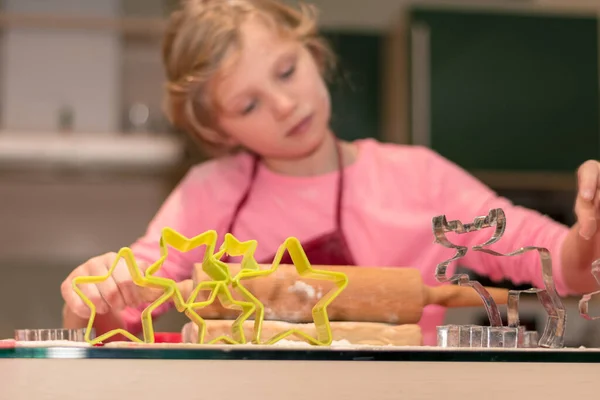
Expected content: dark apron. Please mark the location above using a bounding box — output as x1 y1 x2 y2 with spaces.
222 141 357 266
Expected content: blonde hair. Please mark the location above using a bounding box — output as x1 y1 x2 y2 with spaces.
162 0 336 157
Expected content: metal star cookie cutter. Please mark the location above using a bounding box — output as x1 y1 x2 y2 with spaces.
579 259 600 320
433 208 566 348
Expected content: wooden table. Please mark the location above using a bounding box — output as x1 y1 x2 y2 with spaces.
1 345 599 399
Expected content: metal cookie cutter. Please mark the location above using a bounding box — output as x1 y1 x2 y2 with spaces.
579 259 600 320
15 328 94 342
432 208 504 328
437 325 539 348
432 208 566 349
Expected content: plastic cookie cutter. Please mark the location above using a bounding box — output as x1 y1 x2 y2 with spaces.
229 236 349 346
184 279 256 345
152 228 225 283
72 228 220 345
175 231 259 344
72 247 172 344
433 208 566 348
213 233 261 273
579 259 600 320
195 233 265 343
142 227 260 344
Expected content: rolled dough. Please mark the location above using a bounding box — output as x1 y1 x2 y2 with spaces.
181 320 422 346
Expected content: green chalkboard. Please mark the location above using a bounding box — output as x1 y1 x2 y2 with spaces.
408 8 599 172
322 31 383 141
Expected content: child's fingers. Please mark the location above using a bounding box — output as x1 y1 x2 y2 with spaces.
60 276 91 318
575 160 600 240
89 259 126 312
574 195 597 240
577 160 600 202
177 280 194 300
61 269 110 318
111 257 145 309
79 281 110 316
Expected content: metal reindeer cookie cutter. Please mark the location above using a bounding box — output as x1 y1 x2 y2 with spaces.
579 259 600 320
433 208 566 348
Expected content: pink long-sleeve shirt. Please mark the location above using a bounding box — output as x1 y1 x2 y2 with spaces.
123 138 571 345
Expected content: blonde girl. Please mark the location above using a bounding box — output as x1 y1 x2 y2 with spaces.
62 0 600 345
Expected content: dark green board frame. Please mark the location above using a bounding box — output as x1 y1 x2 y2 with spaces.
322 31 383 141
408 7 599 172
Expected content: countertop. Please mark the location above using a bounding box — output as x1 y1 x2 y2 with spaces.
0 131 186 172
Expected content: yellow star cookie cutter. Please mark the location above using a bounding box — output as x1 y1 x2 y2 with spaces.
184 280 256 344
213 233 260 271
72 228 222 345
204 234 266 343
149 228 260 345
231 236 349 346
149 227 226 283
72 227 349 347
71 247 181 345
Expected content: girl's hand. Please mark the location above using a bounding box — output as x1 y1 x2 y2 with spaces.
60 252 148 319
575 160 600 240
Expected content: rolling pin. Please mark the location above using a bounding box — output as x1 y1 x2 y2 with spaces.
175 264 509 325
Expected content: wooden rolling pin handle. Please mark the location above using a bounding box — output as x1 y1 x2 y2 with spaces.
424 284 509 308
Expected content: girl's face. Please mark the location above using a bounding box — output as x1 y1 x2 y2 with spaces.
212 17 332 160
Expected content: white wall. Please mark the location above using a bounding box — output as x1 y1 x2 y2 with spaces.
0 0 121 133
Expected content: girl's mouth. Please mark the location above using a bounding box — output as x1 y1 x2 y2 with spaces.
286 114 313 137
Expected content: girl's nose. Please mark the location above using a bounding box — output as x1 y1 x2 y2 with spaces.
271 90 297 120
